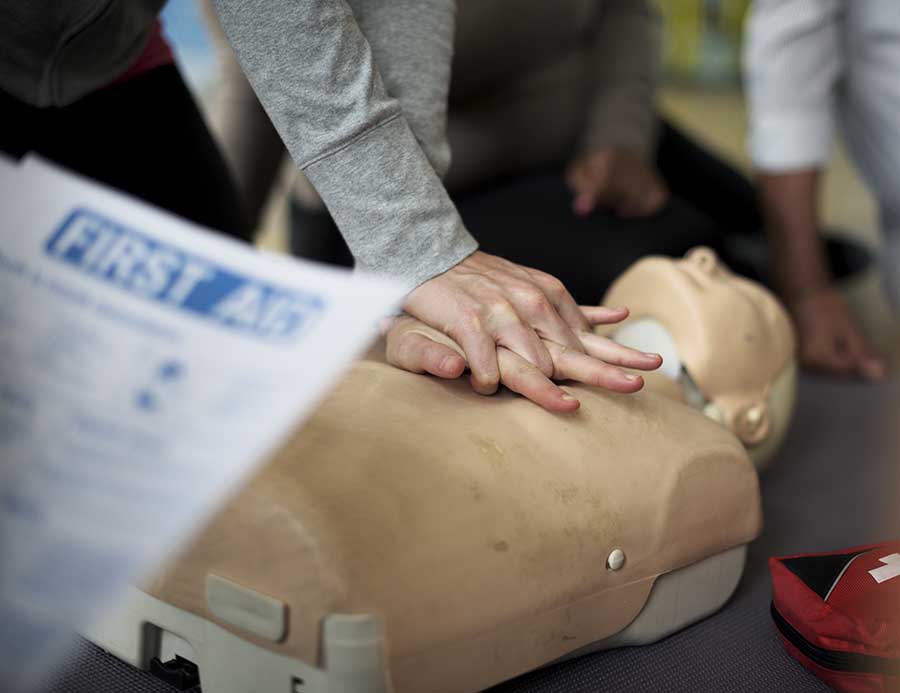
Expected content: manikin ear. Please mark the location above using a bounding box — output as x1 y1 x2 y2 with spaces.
685 245 720 275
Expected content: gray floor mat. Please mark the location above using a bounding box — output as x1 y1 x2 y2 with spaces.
42 374 900 693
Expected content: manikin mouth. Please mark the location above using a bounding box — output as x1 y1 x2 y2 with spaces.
612 316 724 424
612 316 682 379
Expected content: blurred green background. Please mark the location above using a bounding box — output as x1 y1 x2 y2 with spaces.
658 0 750 85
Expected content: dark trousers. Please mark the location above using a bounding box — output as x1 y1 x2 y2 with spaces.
292 120 866 304
0 65 251 243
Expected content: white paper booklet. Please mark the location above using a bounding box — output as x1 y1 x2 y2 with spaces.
0 157 404 691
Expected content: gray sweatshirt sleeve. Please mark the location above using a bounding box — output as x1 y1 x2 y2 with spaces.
579 0 662 160
346 0 455 179
212 0 477 289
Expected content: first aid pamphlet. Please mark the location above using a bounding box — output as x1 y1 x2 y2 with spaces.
0 156 404 691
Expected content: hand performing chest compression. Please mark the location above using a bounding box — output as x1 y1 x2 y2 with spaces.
389 265 662 412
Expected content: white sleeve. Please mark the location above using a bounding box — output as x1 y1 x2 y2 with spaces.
744 0 844 171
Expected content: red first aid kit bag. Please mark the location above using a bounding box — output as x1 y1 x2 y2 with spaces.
770 541 900 692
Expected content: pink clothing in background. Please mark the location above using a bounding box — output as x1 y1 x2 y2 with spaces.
113 20 174 85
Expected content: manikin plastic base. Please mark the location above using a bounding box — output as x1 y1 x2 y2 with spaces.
85 545 746 693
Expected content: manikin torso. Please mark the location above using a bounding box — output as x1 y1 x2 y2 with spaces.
145 352 761 692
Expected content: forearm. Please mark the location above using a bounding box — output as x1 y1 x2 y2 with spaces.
758 170 831 299
580 0 661 159
758 169 886 379
212 0 476 288
346 0 455 179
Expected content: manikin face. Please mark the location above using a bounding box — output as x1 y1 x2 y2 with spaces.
605 248 797 470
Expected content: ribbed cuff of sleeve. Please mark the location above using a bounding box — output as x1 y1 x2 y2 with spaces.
303 115 478 290
750 110 833 172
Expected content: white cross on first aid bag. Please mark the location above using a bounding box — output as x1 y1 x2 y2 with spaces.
870 554 900 584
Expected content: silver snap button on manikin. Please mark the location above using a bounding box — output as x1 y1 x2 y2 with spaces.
606 548 625 571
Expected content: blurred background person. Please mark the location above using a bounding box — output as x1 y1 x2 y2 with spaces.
0 2 251 241
745 0 899 380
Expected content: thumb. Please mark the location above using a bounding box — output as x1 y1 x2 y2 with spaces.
859 355 887 381
573 190 597 217
385 318 467 379
566 155 612 217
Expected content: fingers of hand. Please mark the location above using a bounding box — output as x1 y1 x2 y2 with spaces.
497 347 580 412
643 179 670 215
857 350 887 381
525 269 592 334
566 155 610 192
801 338 856 375
404 271 502 393
832 327 885 381
502 276 586 351
567 149 668 220
579 305 629 326
566 154 613 216
831 319 886 381
462 268 582 369
795 293 886 381
387 330 467 379
490 313 555 377
616 172 669 219
449 313 501 394
573 192 597 217
403 252 649 394
385 311 654 405
577 333 662 370
545 341 646 393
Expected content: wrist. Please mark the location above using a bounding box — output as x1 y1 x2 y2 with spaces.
767 230 832 304
772 243 831 299
581 144 643 161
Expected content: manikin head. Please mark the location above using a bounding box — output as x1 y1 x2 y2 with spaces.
603 247 797 470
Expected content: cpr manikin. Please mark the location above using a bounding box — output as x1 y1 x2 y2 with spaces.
83 250 790 693
602 247 797 470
